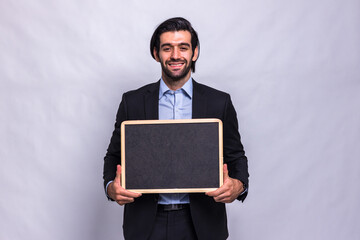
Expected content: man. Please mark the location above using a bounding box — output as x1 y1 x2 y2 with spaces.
103 17 249 240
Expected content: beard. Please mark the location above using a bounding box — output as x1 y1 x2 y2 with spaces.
160 59 193 82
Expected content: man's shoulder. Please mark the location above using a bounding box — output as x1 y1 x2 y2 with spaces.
194 80 230 98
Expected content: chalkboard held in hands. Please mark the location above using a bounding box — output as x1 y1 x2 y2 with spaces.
120 119 223 193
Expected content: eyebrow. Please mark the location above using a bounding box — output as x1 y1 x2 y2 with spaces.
160 42 191 48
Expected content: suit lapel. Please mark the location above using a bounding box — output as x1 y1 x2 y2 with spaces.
144 80 160 120
144 79 206 119
192 80 207 118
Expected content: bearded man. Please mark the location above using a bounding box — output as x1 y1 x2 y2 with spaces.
103 17 249 240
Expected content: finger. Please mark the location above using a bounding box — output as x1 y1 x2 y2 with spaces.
115 164 121 184
214 197 232 203
206 185 226 197
111 183 141 198
116 194 140 205
110 188 141 203
223 164 229 180
114 194 134 202
206 165 229 197
116 197 135 206
120 189 142 198
213 191 231 203
205 189 217 197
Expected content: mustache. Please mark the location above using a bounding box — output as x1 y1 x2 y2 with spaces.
166 59 187 64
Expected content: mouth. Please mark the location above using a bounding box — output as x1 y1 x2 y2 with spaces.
168 62 185 69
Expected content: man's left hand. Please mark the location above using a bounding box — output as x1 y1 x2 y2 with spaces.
206 164 244 203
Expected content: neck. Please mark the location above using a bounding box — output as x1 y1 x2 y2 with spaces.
162 73 191 91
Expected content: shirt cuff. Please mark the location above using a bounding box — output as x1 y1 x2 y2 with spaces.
240 187 248 196
105 180 113 198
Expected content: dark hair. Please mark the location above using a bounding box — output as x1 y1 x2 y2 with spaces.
150 17 200 72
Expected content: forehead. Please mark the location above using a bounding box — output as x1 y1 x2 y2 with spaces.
159 30 192 46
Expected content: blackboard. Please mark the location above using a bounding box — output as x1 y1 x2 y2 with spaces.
120 119 223 193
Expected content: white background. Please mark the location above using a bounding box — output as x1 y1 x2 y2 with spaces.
1 0 359 239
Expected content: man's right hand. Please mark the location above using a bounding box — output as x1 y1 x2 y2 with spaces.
107 165 142 205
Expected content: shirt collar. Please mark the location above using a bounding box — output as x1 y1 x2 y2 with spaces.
159 77 193 99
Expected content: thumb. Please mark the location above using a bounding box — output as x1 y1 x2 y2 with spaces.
223 164 229 180
115 164 121 184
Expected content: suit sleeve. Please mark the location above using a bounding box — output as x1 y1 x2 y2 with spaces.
223 95 249 202
103 94 128 198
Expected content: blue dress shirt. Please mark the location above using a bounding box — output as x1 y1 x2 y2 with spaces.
157 77 193 204
106 78 194 204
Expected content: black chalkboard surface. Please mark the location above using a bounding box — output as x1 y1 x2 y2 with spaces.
121 119 223 193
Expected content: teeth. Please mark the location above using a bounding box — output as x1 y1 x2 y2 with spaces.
170 63 183 66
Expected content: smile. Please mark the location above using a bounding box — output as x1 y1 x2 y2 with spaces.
168 62 184 67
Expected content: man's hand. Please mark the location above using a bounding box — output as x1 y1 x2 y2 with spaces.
206 164 244 203
107 165 142 205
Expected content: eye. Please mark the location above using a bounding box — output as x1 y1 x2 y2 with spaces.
162 47 171 52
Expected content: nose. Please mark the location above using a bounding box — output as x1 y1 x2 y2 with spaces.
171 48 181 59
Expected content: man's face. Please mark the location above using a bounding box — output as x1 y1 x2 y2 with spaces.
154 30 198 82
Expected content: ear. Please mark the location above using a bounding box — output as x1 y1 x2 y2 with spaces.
192 46 199 61
153 48 160 62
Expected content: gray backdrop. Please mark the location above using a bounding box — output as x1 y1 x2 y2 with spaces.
1 0 359 239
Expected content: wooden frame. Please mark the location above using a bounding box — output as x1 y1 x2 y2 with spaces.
121 119 223 193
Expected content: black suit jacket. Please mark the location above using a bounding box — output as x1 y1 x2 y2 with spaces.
103 80 249 240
